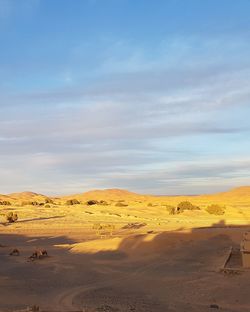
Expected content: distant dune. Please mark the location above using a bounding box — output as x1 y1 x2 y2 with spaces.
1 186 250 206
216 186 250 197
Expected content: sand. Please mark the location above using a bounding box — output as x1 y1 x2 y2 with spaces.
1 187 250 311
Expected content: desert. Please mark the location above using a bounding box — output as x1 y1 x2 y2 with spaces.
1 1 250 311
1 187 250 311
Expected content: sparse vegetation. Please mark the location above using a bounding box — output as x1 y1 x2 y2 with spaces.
86 200 99 206
0 201 11 206
65 199 80 205
177 201 200 212
122 222 147 229
166 201 200 215
6 212 18 223
206 204 225 215
21 201 39 206
92 223 115 236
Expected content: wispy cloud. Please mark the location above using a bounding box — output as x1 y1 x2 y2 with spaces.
0 24 250 194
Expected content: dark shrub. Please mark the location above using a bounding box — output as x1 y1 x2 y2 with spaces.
6 212 18 223
206 204 225 215
176 201 200 213
21 201 39 206
66 199 80 205
86 200 99 206
0 201 11 206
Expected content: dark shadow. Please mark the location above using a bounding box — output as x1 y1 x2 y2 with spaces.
16 216 65 223
1 216 64 227
194 219 250 230
1 220 250 311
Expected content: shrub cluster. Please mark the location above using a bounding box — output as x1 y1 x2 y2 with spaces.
21 201 40 206
206 204 225 215
86 200 99 206
167 201 200 215
6 212 18 223
176 201 200 213
84 199 109 206
0 201 11 206
65 199 80 205
21 198 54 206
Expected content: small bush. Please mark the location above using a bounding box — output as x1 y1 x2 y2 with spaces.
44 204 50 208
206 204 225 215
93 223 115 236
176 201 200 213
0 201 11 206
6 212 18 223
66 199 80 205
86 200 99 206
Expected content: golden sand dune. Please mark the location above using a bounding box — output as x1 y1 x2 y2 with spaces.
1 185 250 206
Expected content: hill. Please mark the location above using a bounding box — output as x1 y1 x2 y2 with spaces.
218 186 250 197
62 188 148 202
0 186 250 207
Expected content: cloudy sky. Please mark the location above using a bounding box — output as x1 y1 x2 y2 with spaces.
0 0 250 195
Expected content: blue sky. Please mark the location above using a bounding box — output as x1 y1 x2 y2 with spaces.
0 0 250 195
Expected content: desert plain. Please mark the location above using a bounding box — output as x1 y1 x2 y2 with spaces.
1 186 250 312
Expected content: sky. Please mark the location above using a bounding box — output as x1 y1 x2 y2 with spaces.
0 0 250 195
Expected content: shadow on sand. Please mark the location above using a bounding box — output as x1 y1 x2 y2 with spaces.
1 216 64 227
17 216 65 223
1 220 250 311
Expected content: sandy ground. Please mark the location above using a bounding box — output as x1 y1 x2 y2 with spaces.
1 188 250 311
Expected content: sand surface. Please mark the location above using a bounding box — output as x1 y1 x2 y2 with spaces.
1 187 250 311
